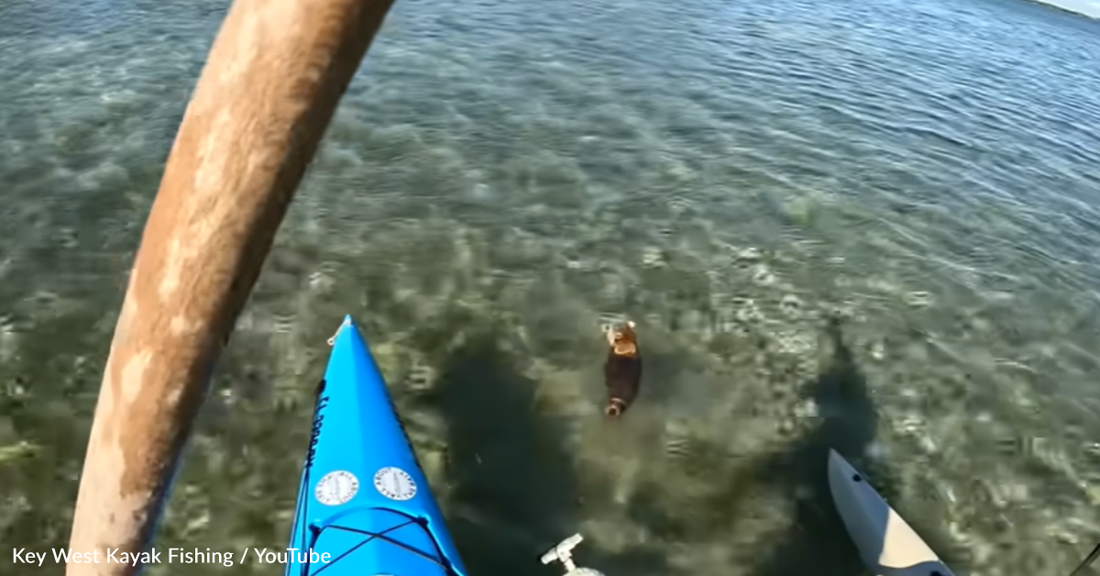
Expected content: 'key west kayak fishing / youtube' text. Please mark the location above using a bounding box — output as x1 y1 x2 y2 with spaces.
14 547 290 568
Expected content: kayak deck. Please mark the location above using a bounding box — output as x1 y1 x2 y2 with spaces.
827 449 955 576
285 316 467 576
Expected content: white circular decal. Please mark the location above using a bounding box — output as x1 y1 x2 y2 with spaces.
374 467 418 501
314 470 359 506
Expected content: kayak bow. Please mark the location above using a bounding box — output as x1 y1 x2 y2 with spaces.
827 449 955 576
285 316 468 576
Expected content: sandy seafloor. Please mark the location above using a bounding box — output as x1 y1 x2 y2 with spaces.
2 0 1100 574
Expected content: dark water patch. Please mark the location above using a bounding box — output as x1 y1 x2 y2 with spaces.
747 319 887 576
426 324 672 575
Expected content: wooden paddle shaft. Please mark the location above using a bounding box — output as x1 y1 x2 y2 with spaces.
66 0 396 574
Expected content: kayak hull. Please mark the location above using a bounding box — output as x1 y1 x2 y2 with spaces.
827 449 954 576
285 316 467 576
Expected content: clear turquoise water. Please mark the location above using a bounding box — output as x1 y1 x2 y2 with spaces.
2 0 1100 574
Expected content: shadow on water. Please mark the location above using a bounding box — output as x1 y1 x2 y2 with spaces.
747 316 880 576
420 319 670 575
750 317 961 576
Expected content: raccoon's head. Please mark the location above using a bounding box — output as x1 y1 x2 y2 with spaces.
604 320 638 357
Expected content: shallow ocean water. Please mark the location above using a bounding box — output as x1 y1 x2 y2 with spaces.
2 0 1100 574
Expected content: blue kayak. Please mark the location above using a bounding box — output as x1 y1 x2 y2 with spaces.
284 315 468 576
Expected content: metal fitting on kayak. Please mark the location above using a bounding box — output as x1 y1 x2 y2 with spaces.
541 534 607 576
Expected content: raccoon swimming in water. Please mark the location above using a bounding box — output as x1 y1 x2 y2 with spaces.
603 320 642 418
